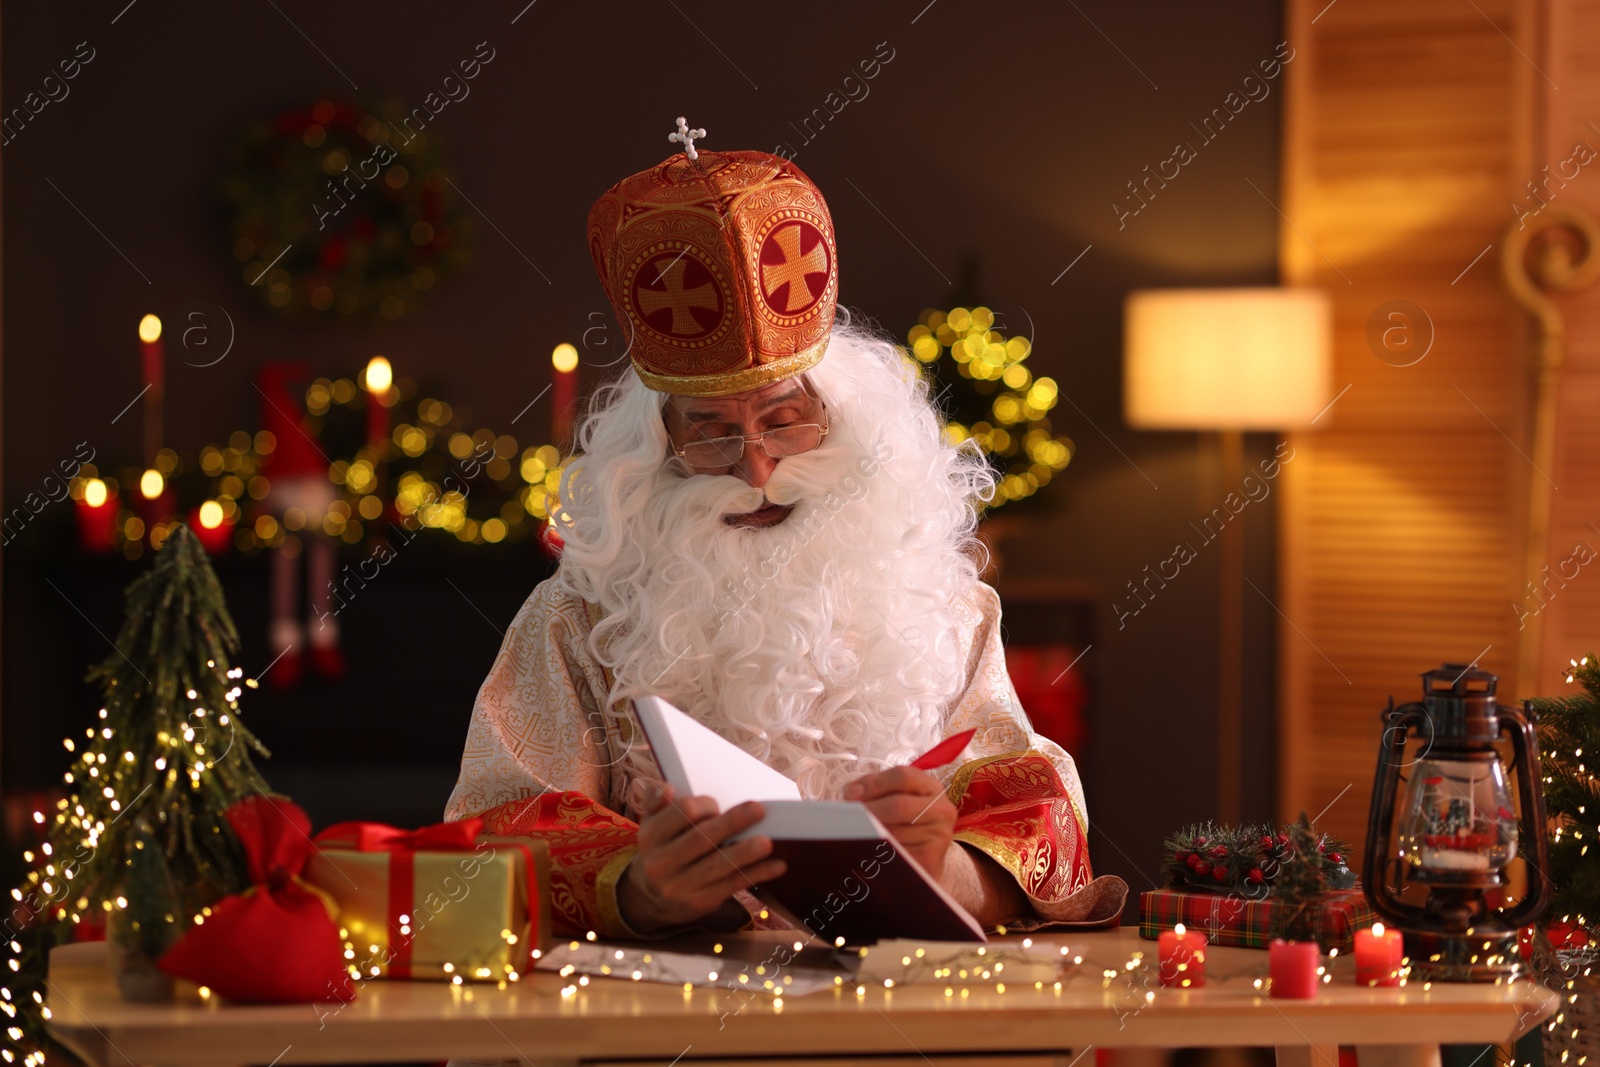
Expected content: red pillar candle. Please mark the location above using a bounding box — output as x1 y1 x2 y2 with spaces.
1353 922 1404 987
75 479 117 553
1269 939 1321 999
190 501 234 555
1157 923 1207 988
137 469 175 532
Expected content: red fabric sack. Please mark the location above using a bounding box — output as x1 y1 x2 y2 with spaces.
158 794 350 1002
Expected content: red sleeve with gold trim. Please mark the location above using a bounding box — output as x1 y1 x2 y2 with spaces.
476 791 642 939
948 751 1123 930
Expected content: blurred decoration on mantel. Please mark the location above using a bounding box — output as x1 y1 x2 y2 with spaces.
70 359 574 563
1123 288 1333 825
67 317 581 693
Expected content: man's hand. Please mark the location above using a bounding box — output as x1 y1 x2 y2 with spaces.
841 766 957 882
617 784 786 936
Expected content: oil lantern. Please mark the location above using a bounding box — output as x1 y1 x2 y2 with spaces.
1363 663 1551 981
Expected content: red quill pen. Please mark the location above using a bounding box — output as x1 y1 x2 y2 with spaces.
909 727 977 770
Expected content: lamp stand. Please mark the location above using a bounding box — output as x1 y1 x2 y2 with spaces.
1217 428 1244 825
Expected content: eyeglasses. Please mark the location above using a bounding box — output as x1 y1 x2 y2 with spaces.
671 422 830 470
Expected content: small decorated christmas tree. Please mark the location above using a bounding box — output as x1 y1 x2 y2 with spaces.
1531 654 1600 928
1270 814 1332 942
3 524 272 1062
1525 655 1600 1067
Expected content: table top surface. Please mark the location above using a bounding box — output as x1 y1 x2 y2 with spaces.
46 928 1559 1067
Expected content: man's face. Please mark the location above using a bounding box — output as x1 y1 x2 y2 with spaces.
661 378 827 529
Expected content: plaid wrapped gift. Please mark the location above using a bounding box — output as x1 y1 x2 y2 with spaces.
1138 886 1377 951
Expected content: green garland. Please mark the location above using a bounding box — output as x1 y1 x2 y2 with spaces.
72 374 567 561
1163 814 1356 896
221 98 473 322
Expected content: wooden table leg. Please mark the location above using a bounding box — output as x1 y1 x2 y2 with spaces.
1355 1045 1444 1067
1276 1045 1343 1067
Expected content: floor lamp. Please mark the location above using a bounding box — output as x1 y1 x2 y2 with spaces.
1124 288 1332 825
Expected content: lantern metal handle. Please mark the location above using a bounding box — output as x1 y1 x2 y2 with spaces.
1362 698 1432 929
1495 699 1551 928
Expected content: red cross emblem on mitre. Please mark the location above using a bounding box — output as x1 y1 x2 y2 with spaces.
587 128 838 397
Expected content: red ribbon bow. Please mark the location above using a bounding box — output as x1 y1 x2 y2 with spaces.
313 817 485 853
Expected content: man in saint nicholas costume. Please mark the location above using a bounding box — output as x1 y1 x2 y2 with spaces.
444 120 1126 941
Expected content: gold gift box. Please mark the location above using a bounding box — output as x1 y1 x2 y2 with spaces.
304 835 551 982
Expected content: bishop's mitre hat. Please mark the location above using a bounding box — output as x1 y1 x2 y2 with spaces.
587 120 839 397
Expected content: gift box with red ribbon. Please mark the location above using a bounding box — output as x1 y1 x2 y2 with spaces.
304 817 551 982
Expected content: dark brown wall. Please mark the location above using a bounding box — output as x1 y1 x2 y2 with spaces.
2 1 1286 895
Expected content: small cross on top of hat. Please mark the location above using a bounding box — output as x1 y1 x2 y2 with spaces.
668 117 706 160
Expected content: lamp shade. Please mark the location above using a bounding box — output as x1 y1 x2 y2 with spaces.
1124 288 1333 430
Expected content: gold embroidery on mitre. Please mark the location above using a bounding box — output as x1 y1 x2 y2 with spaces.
631 335 829 397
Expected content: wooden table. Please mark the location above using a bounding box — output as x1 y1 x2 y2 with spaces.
45 928 1556 1067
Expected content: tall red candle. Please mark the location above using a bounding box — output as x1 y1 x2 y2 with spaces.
139 314 164 397
138 314 164 466
1269 939 1321 1000
364 356 394 454
551 343 579 445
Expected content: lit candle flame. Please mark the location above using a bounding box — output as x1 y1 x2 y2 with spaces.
139 469 164 500
364 356 393 394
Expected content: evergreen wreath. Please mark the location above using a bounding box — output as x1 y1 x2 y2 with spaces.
221 97 473 323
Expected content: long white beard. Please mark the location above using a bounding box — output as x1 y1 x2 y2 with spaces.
555 323 993 803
